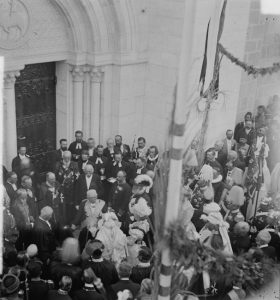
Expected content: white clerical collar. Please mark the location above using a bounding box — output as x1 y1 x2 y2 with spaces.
113 161 122 167
91 257 103 262
96 157 103 164
259 244 268 249
148 154 158 161
230 209 240 214
136 166 144 174
19 154 26 160
85 283 94 288
138 262 150 267
76 142 82 149
120 278 130 281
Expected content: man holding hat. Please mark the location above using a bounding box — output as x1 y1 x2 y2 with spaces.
1 274 20 299
71 189 106 250
81 239 119 288
33 206 56 263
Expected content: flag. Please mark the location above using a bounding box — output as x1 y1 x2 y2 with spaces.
199 20 210 97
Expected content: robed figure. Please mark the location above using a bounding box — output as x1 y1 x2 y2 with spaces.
54 151 80 225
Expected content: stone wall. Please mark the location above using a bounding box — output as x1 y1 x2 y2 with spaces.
144 0 251 151
236 0 280 122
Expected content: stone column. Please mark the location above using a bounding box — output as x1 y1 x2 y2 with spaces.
4 71 20 169
69 66 88 132
89 67 104 143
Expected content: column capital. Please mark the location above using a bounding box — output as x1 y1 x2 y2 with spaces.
89 67 105 83
4 71 21 88
69 65 89 82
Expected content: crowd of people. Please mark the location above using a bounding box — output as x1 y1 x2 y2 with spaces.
1 96 280 300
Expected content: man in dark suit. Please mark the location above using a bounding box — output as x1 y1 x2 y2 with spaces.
4 172 18 206
103 138 115 162
33 206 56 263
212 141 227 168
130 157 148 185
52 139 67 171
86 138 96 160
106 152 131 180
256 229 277 260
68 131 87 162
75 164 104 209
107 262 140 299
236 120 255 146
234 112 252 141
108 171 132 220
204 149 224 176
70 268 104 300
77 150 95 175
12 145 29 170
90 145 109 178
114 135 131 162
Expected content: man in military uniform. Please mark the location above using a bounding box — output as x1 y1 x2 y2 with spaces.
54 151 80 225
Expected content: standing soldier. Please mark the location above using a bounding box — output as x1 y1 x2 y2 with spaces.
54 151 80 225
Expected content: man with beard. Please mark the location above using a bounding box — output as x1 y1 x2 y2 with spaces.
108 171 132 223
38 172 62 225
236 119 255 146
132 137 148 161
103 138 115 162
14 157 39 195
130 157 148 185
71 190 106 250
33 206 56 263
52 139 68 171
54 151 80 225
75 164 104 209
222 130 237 154
4 172 18 206
106 151 131 181
235 132 250 163
77 150 95 175
21 175 38 219
86 138 96 160
211 140 227 168
114 135 131 162
90 145 109 178
234 112 252 141
68 131 87 162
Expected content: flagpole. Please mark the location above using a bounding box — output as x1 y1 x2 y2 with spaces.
158 1 196 300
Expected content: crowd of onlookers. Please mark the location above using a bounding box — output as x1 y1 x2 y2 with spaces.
1 95 280 300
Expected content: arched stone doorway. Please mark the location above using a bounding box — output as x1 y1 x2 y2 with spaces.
1 0 146 170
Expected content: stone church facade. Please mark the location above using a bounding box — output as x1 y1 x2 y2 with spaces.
1 0 280 173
